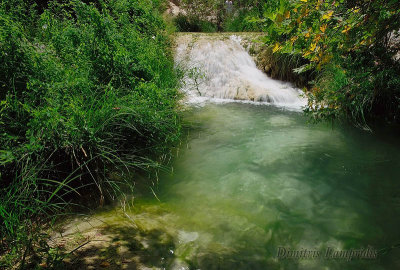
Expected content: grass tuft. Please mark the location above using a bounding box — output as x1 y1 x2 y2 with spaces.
0 0 182 266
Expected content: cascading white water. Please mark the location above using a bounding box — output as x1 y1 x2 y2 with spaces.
175 34 307 110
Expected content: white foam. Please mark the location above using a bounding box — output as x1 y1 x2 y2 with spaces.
176 35 307 110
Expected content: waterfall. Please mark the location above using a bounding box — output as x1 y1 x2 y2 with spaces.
175 34 307 110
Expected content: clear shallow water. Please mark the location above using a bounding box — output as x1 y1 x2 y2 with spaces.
126 103 400 270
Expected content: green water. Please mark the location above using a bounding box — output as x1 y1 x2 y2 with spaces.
122 103 400 269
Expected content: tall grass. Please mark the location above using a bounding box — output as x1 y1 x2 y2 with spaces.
0 0 182 267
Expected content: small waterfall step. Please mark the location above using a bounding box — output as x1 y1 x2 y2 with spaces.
175 33 307 110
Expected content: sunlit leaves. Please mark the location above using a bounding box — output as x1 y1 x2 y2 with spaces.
261 0 400 124
262 0 378 70
273 42 282 52
319 24 327 33
309 42 317 51
341 25 351 33
322 10 334 20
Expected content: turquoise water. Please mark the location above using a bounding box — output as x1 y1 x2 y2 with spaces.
126 103 400 269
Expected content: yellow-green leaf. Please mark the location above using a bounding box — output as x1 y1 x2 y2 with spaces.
322 11 334 20
273 43 282 53
310 42 317 51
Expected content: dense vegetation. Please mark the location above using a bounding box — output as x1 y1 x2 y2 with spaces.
172 0 400 127
261 0 400 128
0 0 181 267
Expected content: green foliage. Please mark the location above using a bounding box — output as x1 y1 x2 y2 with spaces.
223 9 264 32
0 0 182 266
306 55 400 128
174 14 217 32
258 0 400 126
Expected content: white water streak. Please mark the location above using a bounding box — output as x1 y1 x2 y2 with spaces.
176 35 307 110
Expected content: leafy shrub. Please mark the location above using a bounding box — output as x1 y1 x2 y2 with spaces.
223 9 263 32
174 14 217 32
0 0 182 266
257 0 400 126
306 54 400 127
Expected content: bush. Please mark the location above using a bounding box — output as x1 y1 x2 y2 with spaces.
0 0 182 266
258 0 400 127
174 14 217 32
306 54 400 127
223 9 263 32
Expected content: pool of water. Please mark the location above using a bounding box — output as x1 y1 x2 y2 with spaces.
117 103 400 270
